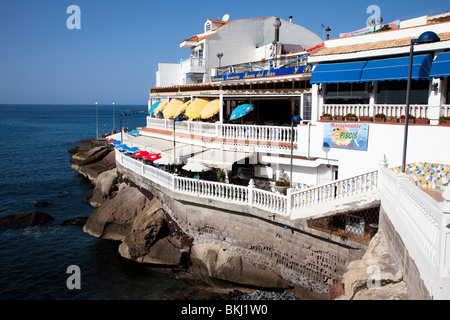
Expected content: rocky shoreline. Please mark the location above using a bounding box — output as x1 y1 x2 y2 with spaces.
68 138 411 300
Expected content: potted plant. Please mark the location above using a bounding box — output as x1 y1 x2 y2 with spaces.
374 113 386 123
400 114 415 124
386 116 398 123
415 117 430 125
320 113 332 121
344 113 357 122
439 115 450 126
274 180 289 195
359 115 373 122
333 115 344 121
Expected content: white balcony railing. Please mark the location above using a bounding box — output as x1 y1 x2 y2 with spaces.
379 166 450 300
146 118 298 151
323 104 429 118
116 149 378 218
180 57 206 74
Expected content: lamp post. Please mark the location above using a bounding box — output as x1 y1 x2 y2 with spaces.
217 53 223 68
95 102 99 139
290 115 302 187
401 31 440 173
112 102 115 132
173 116 182 173
325 26 331 40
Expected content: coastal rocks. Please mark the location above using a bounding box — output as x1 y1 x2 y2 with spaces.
89 168 118 207
83 185 149 241
71 144 115 184
338 229 411 300
0 212 54 227
60 217 89 226
34 200 49 208
190 241 286 289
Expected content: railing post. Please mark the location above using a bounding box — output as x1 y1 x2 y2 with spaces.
248 179 254 207
287 188 292 217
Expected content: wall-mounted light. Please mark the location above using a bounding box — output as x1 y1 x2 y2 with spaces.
432 82 439 92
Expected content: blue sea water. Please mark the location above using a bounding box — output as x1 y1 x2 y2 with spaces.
0 104 189 300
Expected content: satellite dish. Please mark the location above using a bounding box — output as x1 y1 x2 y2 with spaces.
222 14 230 22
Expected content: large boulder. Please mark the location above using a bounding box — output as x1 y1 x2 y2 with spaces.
83 185 149 241
89 168 118 207
0 212 54 227
118 197 191 268
71 146 115 184
338 229 411 300
190 241 287 289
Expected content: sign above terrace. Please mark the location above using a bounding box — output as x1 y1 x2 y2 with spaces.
211 65 313 82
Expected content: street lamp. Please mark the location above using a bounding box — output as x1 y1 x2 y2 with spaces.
217 53 223 68
401 31 440 173
173 116 182 173
290 115 302 187
273 17 281 42
112 102 115 132
325 26 331 40
95 102 99 139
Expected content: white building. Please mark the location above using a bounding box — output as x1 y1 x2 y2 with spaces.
155 15 322 86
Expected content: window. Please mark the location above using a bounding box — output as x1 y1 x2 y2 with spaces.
303 94 312 121
376 80 429 104
205 22 211 32
325 83 369 104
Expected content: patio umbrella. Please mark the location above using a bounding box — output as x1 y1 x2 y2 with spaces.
182 162 209 172
128 130 139 136
162 99 184 118
200 99 223 119
110 140 121 145
173 100 191 117
185 98 210 119
132 150 150 158
125 147 140 154
115 144 129 151
142 153 161 161
152 99 169 116
148 101 162 114
230 104 254 121
107 138 115 142
154 156 177 165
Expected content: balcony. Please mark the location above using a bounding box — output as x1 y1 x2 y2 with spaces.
180 57 206 75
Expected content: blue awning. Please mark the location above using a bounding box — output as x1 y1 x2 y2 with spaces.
310 61 367 84
148 101 161 114
360 54 432 82
430 52 450 78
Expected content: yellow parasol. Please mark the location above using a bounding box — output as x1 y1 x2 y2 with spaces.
200 99 223 119
152 99 168 116
184 98 210 119
173 100 191 117
162 99 184 118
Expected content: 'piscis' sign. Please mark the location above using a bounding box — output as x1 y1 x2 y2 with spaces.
211 65 313 82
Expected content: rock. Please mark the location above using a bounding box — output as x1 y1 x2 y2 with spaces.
119 197 192 268
34 200 49 207
0 212 54 227
190 241 286 289
83 185 149 241
60 217 89 226
71 146 115 185
89 168 118 207
338 229 411 300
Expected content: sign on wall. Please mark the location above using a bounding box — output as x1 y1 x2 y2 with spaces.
211 65 312 82
323 123 369 151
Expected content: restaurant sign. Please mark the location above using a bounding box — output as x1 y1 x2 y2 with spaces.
211 65 313 82
323 123 369 151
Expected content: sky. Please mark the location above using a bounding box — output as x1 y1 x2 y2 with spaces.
0 0 448 105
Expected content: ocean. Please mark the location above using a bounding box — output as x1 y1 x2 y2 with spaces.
0 104 191 300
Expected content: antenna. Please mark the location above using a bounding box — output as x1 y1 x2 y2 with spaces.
222 14 230 22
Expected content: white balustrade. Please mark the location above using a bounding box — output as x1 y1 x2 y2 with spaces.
379 167 450 299
291 171 378 210
323 104 428 118
252 188 288 216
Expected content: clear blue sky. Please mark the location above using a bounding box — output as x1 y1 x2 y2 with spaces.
0 0 448 105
